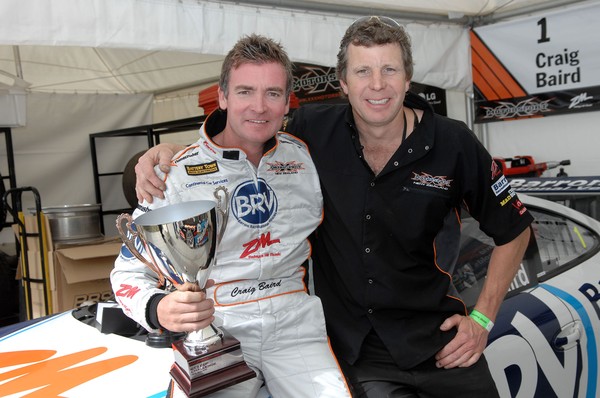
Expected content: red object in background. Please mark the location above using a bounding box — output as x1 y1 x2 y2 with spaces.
198 84 219 114
493 156 571 178
198 84 300 113
289 92 299 109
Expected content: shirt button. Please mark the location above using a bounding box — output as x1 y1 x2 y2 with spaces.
394 161 399 166
425 145 430 150
365 248 371 253
365 214 371 220
408 148 413 154
368 309 373 314
370 182 375 187
368 279 373 284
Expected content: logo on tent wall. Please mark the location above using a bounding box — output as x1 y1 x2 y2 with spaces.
292 62 344 105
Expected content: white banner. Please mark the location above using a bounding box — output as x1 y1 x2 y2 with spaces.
472 1 600 122
474 1 600 95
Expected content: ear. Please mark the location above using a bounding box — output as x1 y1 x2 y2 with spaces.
218 86 227 110
340 79 349 96
285 95 290 115
404 80 411 93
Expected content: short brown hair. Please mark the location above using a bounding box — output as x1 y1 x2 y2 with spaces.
336 16 413 82
219 34 293 99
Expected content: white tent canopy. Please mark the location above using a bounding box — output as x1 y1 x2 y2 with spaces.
1 0 583 95
0 0 476 94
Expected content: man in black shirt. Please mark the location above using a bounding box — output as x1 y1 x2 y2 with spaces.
134 16 532 398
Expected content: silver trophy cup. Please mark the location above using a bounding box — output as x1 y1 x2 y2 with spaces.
116 187 229 353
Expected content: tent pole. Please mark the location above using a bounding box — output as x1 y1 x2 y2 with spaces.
12 46 23 79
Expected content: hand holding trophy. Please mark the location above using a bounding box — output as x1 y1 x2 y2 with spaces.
116 186 255 397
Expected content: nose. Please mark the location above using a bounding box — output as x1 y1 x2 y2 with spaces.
251 94 267 113
369 71 385 90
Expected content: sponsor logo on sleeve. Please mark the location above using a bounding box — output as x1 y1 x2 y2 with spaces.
511 199 527 215
499 188 516 206
492 175 509 196
491 160 502 180
115 284 141 299
136 204 150 213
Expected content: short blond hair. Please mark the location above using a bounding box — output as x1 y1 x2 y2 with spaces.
219 34 293 99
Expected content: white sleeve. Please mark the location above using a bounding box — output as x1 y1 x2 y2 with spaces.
110 198 171 332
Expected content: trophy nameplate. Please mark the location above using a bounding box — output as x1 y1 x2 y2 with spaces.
170 329 256 397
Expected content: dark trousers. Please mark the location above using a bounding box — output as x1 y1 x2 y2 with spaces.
340 331 500 398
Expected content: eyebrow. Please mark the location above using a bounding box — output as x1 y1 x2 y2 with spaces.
233 85 254 91
233 85 285 93
267 87 285 94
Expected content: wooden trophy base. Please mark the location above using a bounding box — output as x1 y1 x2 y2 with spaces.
170 329 256 397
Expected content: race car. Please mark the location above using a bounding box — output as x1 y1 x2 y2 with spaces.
457 194 600 398
1 194 599 397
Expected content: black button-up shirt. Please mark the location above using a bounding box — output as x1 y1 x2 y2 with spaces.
287 92 533 369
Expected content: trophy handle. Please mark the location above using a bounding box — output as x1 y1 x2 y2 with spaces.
213 186 230 246
116 213 166 288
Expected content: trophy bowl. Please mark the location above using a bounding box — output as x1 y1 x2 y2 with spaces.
117 196 227 351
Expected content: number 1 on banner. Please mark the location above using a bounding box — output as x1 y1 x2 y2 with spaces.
537 18 550 43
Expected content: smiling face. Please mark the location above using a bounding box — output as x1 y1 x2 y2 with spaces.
218 61 289 149
340 43 410 131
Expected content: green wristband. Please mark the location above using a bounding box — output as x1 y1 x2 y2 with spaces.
470 309 494 332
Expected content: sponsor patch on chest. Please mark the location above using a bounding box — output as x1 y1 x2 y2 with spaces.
411 171 453 190
232 178 278 228
266 160 305 175
185 161 219 175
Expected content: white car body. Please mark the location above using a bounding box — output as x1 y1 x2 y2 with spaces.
0 310 173 397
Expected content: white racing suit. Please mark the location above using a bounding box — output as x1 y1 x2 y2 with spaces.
111 111 351 398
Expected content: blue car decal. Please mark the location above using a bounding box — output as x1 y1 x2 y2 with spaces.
541 283 597 398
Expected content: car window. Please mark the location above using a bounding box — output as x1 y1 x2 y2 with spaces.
454 205 600 309
529 207 599 279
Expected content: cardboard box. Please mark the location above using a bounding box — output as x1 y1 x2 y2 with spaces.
53 240 121 311
13 213 122 318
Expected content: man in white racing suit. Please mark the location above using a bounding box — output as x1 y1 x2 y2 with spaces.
110 34 350 398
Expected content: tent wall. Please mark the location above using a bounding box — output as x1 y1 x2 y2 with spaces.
0 93 152 243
